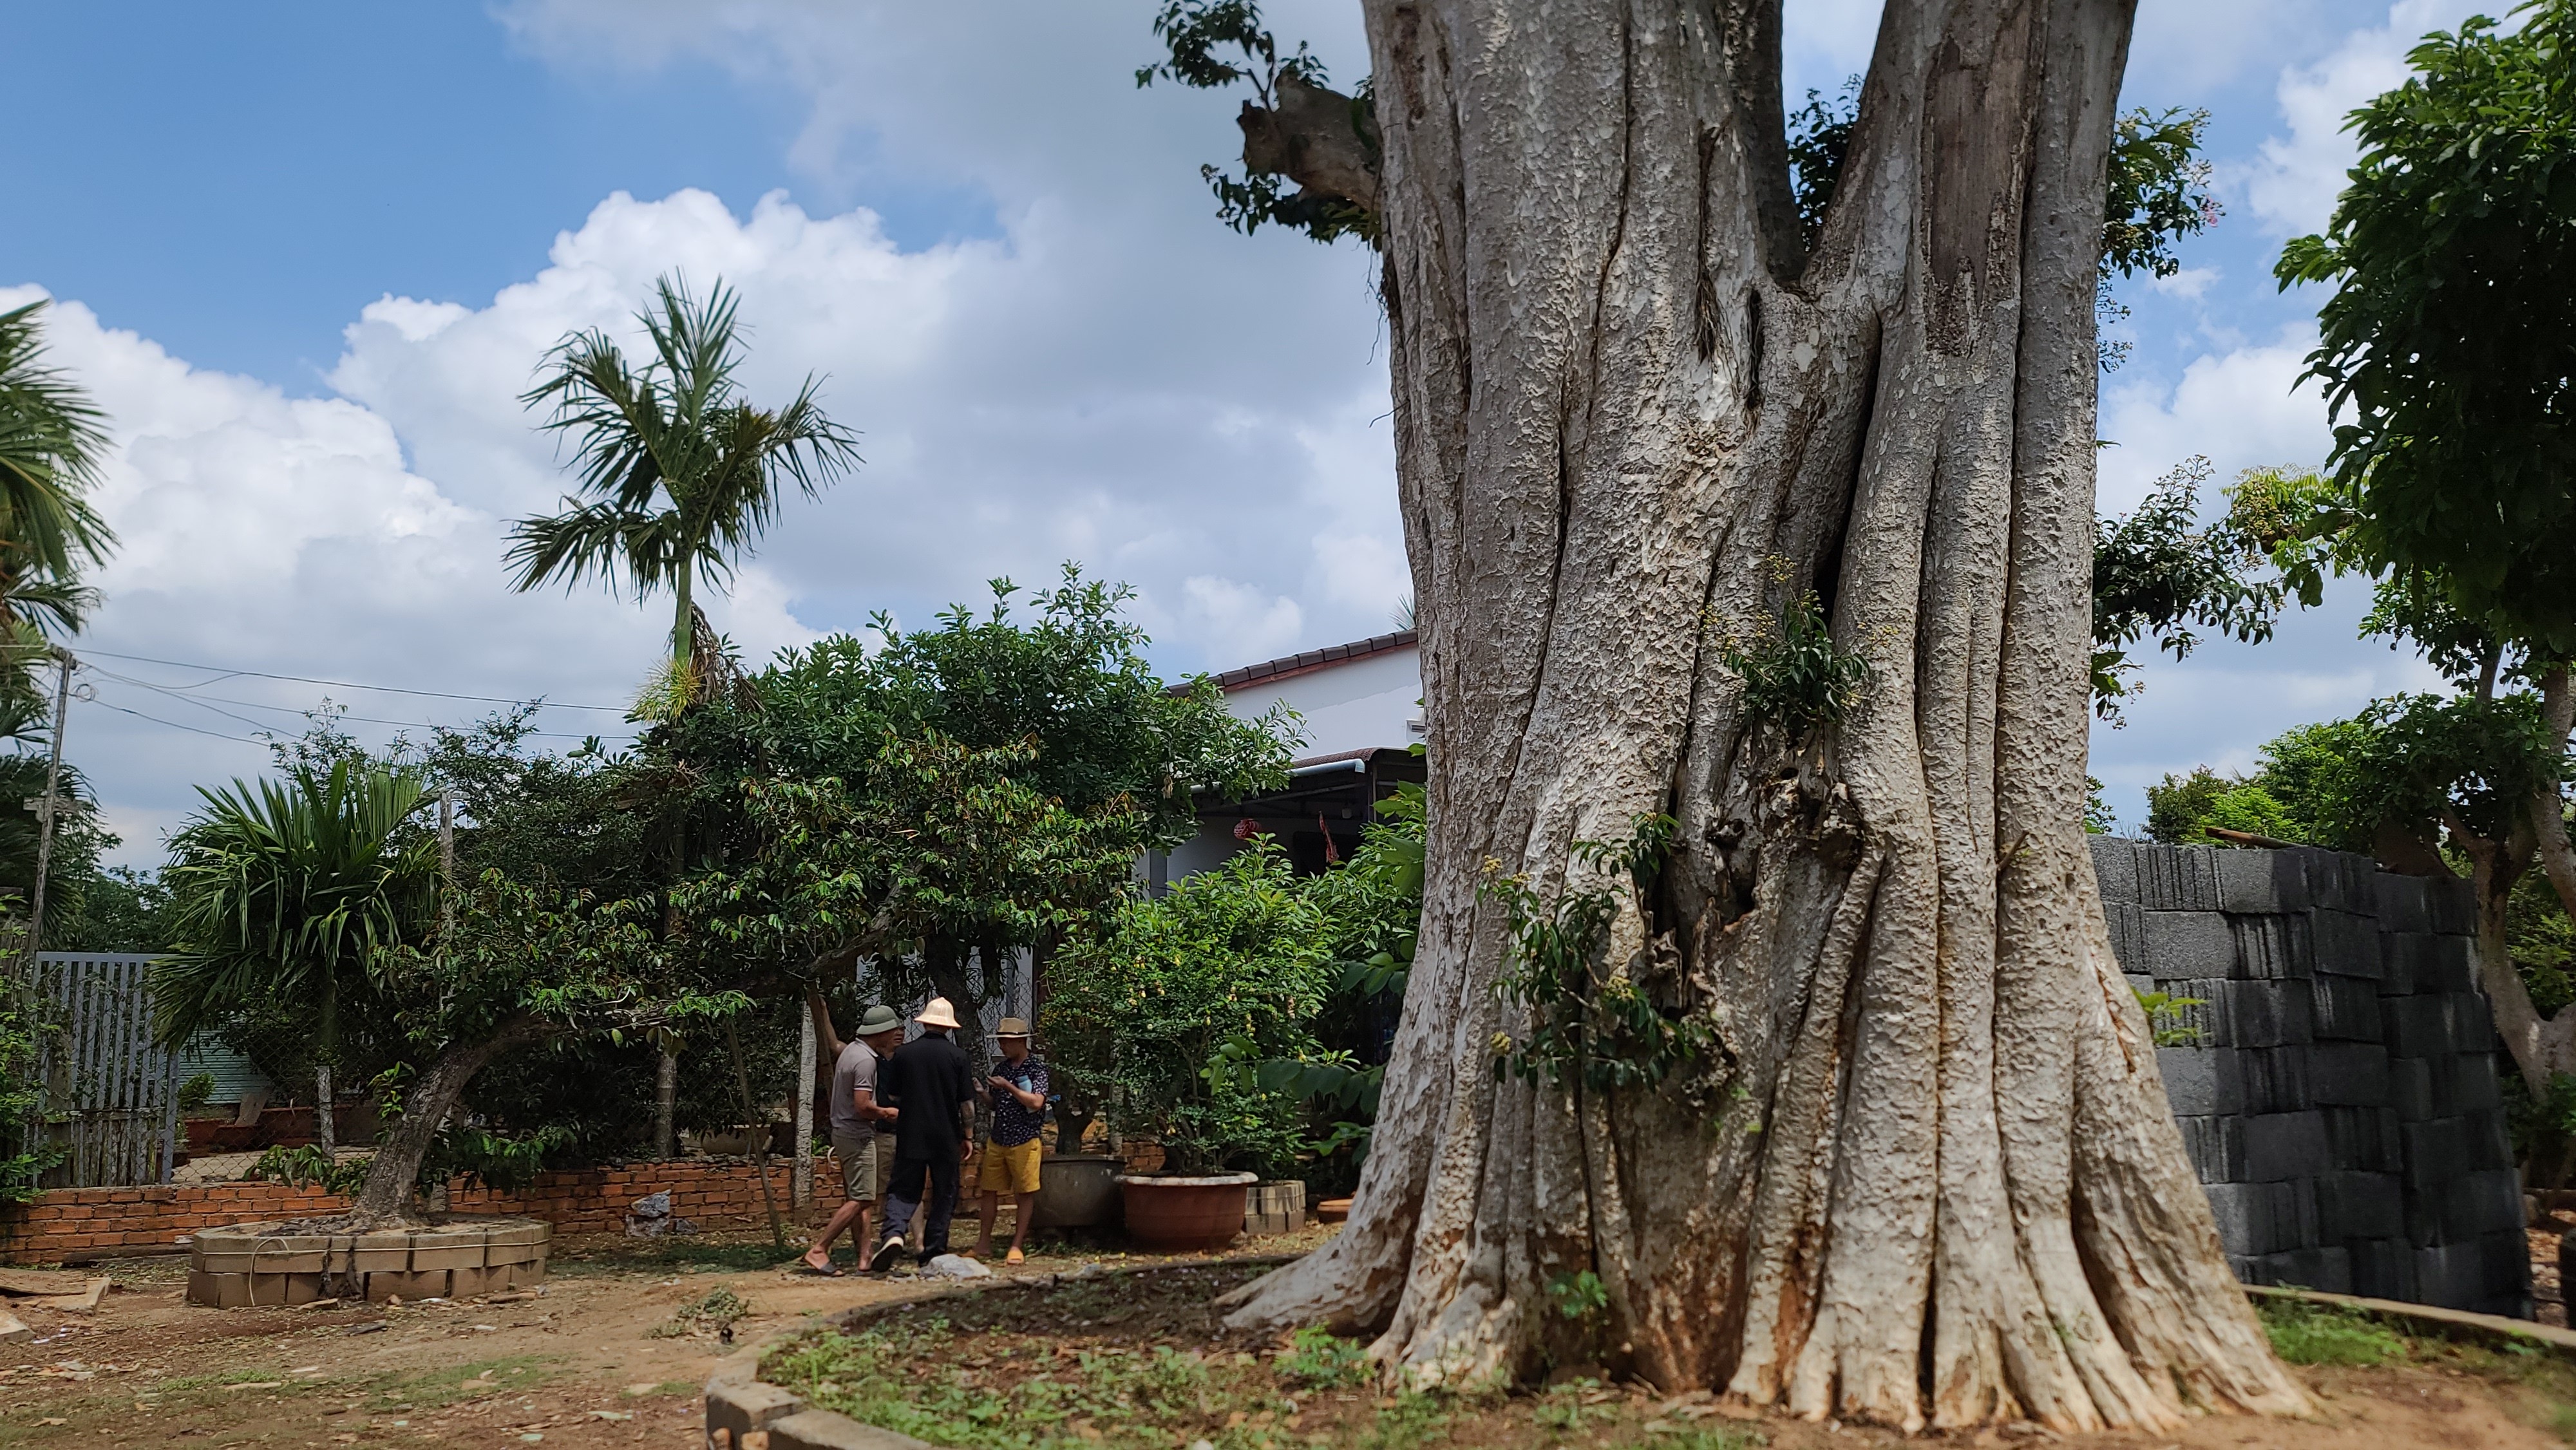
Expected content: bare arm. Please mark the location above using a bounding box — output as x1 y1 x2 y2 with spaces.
806 988 846 1060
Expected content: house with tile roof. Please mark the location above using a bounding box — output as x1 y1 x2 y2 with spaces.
1155 630 1427 889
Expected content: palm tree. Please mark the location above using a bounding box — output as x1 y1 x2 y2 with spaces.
150 761 437 1153
0 301 114 693
506 276 860 717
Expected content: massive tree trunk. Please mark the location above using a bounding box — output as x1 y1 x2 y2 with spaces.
1222 0 2306 1429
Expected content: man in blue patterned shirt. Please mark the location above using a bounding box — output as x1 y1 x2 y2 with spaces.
969 1017 1049 1265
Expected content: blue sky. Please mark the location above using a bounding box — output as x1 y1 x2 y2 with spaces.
0 0 2480 856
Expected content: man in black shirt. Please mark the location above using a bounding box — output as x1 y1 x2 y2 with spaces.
867 996 976 1269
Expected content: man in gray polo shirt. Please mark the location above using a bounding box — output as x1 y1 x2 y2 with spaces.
800 1003 904 1275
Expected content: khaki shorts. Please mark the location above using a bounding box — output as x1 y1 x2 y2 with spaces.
831 1129 881 1202
978 1137 1042 1195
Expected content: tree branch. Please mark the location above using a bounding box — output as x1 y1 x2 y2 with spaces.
1238 74 1378 214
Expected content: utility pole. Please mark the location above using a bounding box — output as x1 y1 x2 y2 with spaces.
21 650 74 968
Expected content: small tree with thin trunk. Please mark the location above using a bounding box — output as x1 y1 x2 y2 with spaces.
2268 1 2576 1092
1146 0 2308 1430
346 874 746 1225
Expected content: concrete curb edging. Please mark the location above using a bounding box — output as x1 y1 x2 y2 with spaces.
2245 1283 2576 1356
703 1254 1307 1449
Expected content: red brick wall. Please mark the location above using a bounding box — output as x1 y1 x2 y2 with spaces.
1 1158 840 1265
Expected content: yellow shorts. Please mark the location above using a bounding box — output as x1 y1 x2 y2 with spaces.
977 1137 1042 1195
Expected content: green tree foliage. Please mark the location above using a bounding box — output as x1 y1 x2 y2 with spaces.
1716 590 1873 739
507 275 862 715
1262 778 1423 1184
2276 2 2576 651
1137 1 1376 243
2090 458 2284 720
1046 842 1332 1176
151 762 438 1068
663 570 1291 1032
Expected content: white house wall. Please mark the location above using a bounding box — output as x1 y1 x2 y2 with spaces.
1221 645 1423 758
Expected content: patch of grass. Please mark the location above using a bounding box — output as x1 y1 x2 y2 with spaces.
1278 1326 1372 1389
1361 1391 1450 1450
767 1319 1299 1450
378 1355 558 1410
1629 1431 1761 1450
1533 1381 1620 1435
2257 1296 2407 1366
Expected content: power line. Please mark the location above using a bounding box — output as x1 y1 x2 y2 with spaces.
84 668 614 742
77 646 630 712
85 697 267 748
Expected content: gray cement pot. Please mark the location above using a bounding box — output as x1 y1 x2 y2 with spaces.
1031 1154 1123 1229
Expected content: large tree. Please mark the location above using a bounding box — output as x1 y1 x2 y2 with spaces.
1165 0 2304 1430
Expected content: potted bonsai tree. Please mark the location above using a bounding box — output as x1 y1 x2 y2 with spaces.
1045 843 1329 1250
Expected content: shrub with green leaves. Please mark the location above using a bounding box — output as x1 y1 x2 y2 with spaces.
1716 591 1870 739
1046 842 1331 1176
1276 1325 1371 1389
1490 816 1713 1093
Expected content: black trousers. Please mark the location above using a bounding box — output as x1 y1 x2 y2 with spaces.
881 1153 961 1260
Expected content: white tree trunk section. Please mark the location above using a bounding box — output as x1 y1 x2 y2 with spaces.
315 1064 334 1156
1222 0 2306 1429
793 1008 817 1209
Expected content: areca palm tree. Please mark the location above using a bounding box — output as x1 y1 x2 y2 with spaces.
0 301 114 592
150 762 438 1152
506 276 861 717
0 301 114 692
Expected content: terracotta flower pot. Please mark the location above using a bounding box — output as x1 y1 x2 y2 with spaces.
1117 1172 1255 1252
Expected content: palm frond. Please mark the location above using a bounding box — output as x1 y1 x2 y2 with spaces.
0 301 117 581
149 760 437 1050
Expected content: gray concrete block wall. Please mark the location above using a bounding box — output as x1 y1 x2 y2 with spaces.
2096 837 2532 1319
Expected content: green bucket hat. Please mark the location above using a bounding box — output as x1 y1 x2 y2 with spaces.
856 1004 904 1035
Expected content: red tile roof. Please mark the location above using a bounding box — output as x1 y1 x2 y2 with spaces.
1185 630 1419 695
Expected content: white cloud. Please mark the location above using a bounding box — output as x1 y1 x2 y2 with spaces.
1175 576 1305 664
2148 267 2220 301
2098 328 2332 512
2240 1 2479 236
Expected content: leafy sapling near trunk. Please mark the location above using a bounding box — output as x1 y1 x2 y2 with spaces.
1489 814 1714 1094
1712 587 1873 744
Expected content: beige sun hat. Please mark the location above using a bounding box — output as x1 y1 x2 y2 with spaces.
915 997 963 1030
990 1017 1032 1039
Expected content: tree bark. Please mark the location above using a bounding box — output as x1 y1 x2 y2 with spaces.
1220 0 2304 1429
348 1019 547 1225
2502 665 2576 1092
656 1049 679 1160
314 1064 335 1156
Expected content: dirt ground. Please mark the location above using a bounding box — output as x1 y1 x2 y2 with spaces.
0 1218 1325 1448
2 1221 2572 1449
